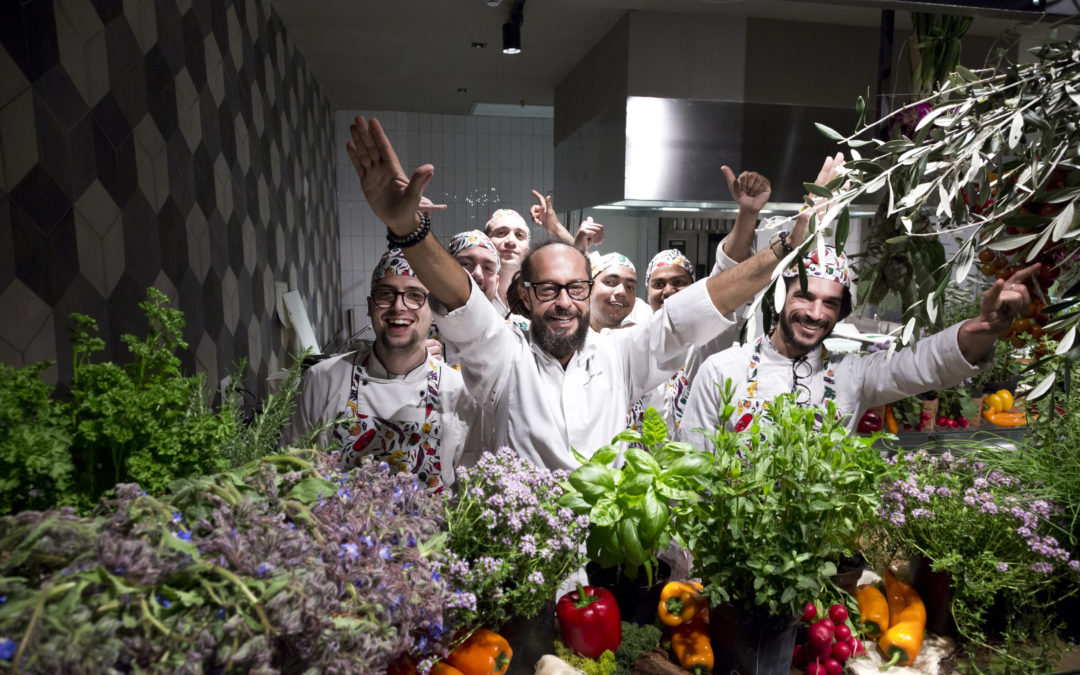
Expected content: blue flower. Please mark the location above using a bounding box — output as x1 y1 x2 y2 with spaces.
340 543 360 559
156 594 171 609
402 563 414 570
176 530 192 542
0 596 6 604
171 512 182 524
258 562 273 577
379 546 392 560
431 571 441 582
337 488 352 499
406 535 417 547
217 607 226 619
0 638 16 661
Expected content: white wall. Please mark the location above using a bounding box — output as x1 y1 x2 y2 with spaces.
335 110 554 336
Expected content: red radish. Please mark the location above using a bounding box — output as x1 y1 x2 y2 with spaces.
808 620 833 650
806 640 832 661
793 643 807 668
823 657 844 675
831 639 853 662
806 663 827 675
850 637 866 656
803 601 818 623
833 624 852 641
936 415 950 427
827 604 848 624
958 417 970 428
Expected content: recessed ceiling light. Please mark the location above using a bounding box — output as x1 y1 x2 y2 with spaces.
457 88 470 93
471 41 487 48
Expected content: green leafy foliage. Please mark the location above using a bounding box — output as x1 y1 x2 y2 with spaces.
613 621 662 675
678 384 897 617
0 362 78 514
66 289 235 499
559 408 710 585
0 287 302 515
802 30 1080 379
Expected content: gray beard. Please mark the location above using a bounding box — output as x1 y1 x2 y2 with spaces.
531 309 590 359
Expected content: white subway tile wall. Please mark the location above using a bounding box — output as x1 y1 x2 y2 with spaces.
334 110 554 337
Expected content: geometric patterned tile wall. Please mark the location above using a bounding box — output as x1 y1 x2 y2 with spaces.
0 0 340 398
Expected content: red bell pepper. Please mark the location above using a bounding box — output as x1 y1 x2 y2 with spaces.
857 409 883 433
556 582 622 659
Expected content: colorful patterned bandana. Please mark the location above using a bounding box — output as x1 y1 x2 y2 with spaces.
781 244 852 288
484 209 528 233
370 248 417 288
447 230 501 271
591 252 636 278
645 249 695 285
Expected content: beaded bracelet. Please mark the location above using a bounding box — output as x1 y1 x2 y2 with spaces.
387 212 431 249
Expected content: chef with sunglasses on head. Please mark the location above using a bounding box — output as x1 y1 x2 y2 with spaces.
292 248 477 493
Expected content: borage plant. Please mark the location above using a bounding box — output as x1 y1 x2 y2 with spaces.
442 448 588 632
873 447 1079 671
0 451 455 673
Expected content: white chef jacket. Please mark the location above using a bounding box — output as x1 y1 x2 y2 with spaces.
680 322 989 449
433 277 736 471
627 237 748 432
291 347 478 488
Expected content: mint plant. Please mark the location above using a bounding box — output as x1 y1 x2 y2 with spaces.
678 383 896 617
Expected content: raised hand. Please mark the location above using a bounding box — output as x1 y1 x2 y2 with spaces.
346 116 434 235
573 217 605 252
969 264 1039 335
529 189 560 232
721 167 771 213
791 152 845 245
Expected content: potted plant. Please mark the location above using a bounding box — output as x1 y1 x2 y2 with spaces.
558 408 711 624
676 383 895 675
873 445 1079 672
441 448 589 673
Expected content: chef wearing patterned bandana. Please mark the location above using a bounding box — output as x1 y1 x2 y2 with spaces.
292 249 477 493
680 244 1033 448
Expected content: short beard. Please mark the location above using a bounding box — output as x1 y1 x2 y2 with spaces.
531 307 590 359
778 311 830 356
375 330 423 356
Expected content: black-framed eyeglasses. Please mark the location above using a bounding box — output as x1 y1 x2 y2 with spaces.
792 357 812 405
371 288 429 310
521 279 593 301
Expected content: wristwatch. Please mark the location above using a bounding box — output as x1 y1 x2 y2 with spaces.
769 231 793 260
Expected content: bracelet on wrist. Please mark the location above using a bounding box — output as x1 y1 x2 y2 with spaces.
387 212 431 249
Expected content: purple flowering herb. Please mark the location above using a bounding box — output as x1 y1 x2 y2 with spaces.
996 562 1009 572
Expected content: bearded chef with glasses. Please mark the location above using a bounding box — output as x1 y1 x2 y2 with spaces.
291 248 477 493
344 114 847 472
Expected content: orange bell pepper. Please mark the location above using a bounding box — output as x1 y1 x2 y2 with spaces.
879 570 926 669
446 628 512 675
658 581 708 626
884 404 899 435
855 584 890 637
672 619 713 675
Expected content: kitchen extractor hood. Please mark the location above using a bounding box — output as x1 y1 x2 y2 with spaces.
555 94 872 215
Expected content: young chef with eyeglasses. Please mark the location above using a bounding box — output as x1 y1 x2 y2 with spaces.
291 248 477 493
344 114 848 471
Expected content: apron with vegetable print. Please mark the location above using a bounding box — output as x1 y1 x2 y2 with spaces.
734 335 838 432
336 353 446 494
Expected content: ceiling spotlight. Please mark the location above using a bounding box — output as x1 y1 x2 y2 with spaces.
457 88 470 93
502 22 521 54
471 41 487 48
502 0 524 54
